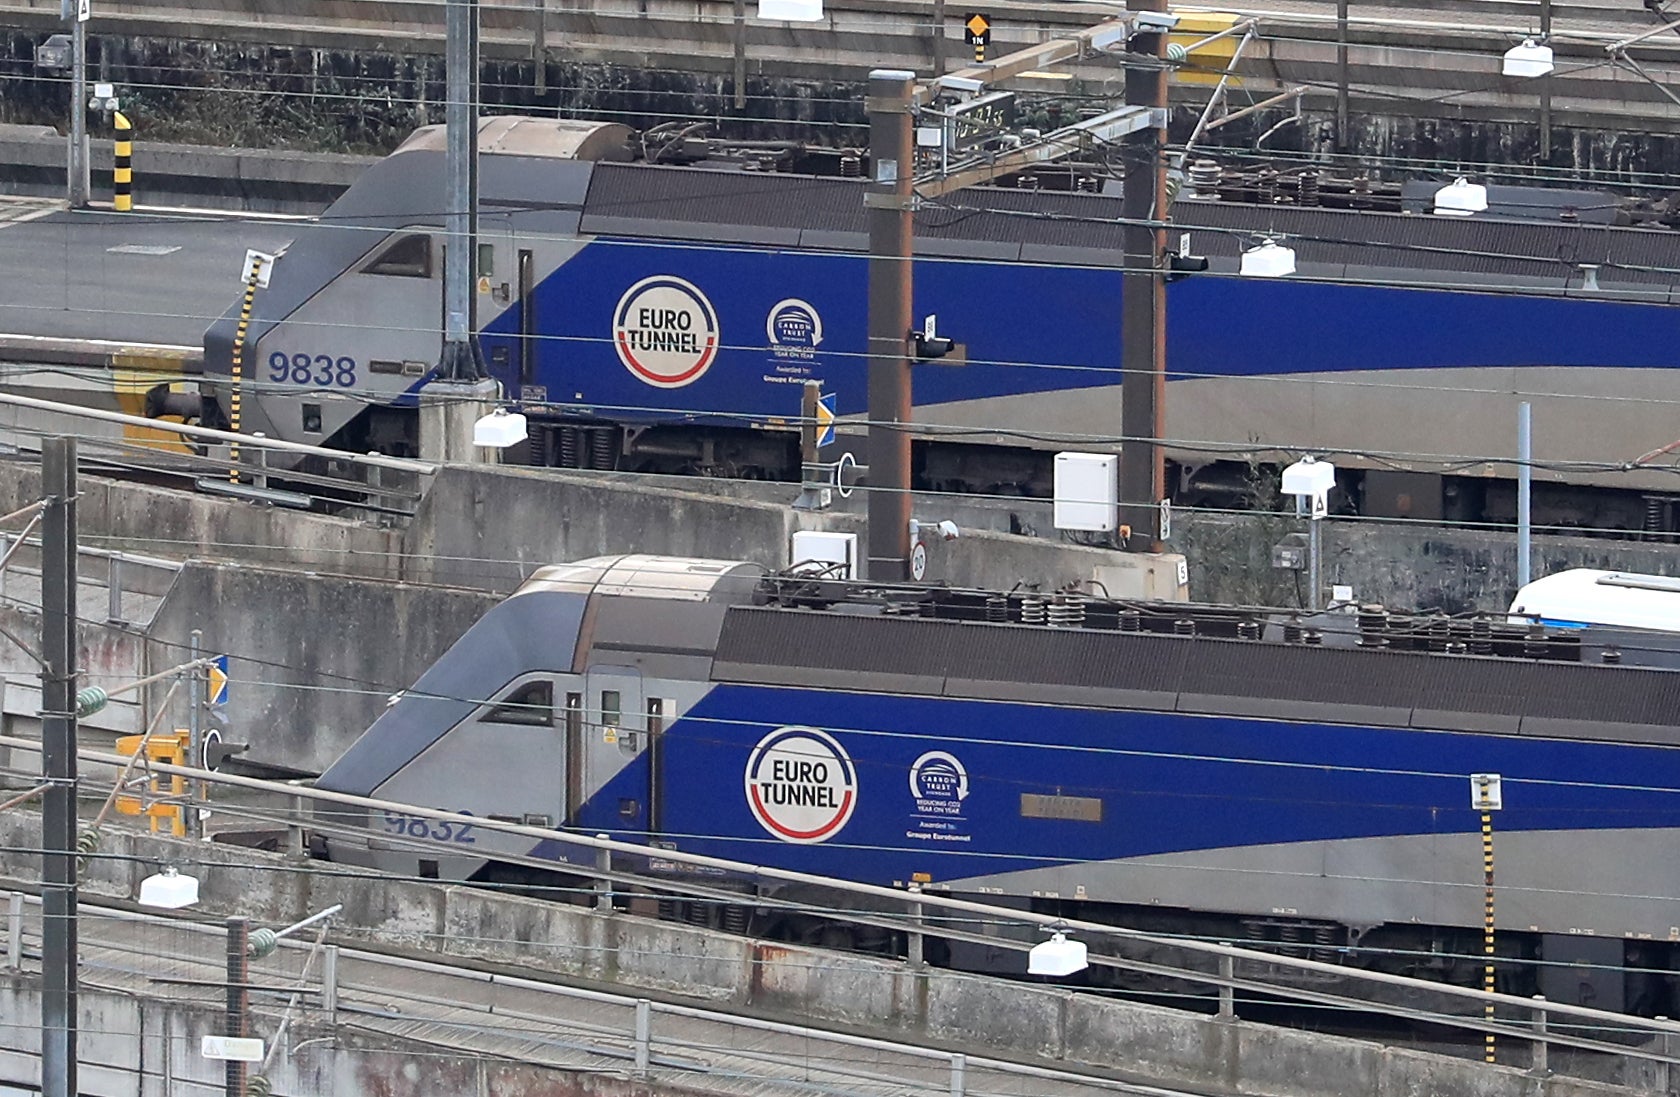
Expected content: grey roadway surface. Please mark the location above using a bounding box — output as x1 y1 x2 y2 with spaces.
0 197 296 350
7 896 1211 1097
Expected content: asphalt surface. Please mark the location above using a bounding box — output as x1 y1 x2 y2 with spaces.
0 198 297 350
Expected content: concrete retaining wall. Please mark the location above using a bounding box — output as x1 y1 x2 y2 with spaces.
0 814 1654 1097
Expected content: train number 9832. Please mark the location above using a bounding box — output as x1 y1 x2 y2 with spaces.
381 810 477 844
268 351 358 388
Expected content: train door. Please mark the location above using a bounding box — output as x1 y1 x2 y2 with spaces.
584 666 646 834
475 220 521 392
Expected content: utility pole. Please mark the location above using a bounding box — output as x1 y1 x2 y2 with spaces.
1118 2 1169 551
67 0 90 207
40 435 79 1097
438 0 485 381
864 69 916 582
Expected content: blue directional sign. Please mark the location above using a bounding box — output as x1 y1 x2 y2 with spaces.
816 393 838 449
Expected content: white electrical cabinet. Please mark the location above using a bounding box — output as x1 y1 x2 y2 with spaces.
790 530 857 578
1053 452 1118 532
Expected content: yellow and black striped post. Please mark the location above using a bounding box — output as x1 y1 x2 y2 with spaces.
975 39 985 63
112 112 133 212
1480 798 1497 1063
228 254 263 481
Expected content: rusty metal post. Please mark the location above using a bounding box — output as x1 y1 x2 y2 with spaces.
865 69 916 581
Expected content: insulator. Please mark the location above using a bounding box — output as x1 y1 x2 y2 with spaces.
1603 647 1623 664
1445 640 1468 655
1046 595 1085 629
1020 596 1046 625
839 154 862 177
1524 622 1547 659
1471 616 1493 655
1257 167 1278 205
1356 605 1389 648
1188 158 1222 196
1075 175 1098 193
1173 618 1196 636
247 927 279 959
1352 173 1372 209
1237 619 1261 640
1297 170 1320 206
985 596 1008 623
721 904 751 934
1428 617 1450 652
76 827 100 873
1282 618 1303 644
1019 174 1041 191
1303 630 1324 645
247 1076 272 1097
75 685 109 718
1645 496 1666 539
1119 609 1142 632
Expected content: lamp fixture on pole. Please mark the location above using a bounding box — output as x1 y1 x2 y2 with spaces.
1239 238 1296 278
1028 929 1089 977
1502 38 1554 78
1433 177 1489 216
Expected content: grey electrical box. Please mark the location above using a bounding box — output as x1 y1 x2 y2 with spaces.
35 34 72 71
1272 533 1308 570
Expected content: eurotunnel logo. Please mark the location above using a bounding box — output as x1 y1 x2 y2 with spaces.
766 298 823 359
744 726 857 844
612 275 720 388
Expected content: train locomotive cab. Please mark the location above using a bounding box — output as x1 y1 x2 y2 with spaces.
311 554 761 880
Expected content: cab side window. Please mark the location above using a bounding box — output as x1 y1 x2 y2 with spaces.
363 233 432 278
486 680 554 726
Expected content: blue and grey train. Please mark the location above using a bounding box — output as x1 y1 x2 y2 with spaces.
315 554 1680 1015
203 116 1680 534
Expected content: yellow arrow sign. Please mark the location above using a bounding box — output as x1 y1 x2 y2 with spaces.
207 657 229 707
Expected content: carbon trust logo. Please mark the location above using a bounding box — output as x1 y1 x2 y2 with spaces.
744 726 857 844
766 298 823 359
612 275 720 388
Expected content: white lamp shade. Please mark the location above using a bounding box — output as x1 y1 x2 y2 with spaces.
757 0 823 19
1433 178 1488 217
473 409 528 448
1239 240 1296 278
1281 456 1336 498
1027 932 1089 977
138 868 200 909
1503 39 1554 79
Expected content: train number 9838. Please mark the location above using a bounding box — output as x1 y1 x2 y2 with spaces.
268 351 358 388
381 810 477 844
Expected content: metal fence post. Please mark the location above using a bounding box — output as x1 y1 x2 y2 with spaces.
1656 1015 1671 1096
286 794 306 860
1218 950 1236 1020
949 1052 966 1097
595 836 612 910
634 998 651 1076
321 945 339 1025
106 554 122 623
906 884 924 969
1529 994 1547 1076
6 891 20 969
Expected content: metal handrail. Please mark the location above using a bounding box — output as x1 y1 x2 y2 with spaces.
3 732 1677 1076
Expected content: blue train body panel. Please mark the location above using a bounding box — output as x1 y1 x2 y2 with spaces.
476 238 1680 428
569 683 1680 888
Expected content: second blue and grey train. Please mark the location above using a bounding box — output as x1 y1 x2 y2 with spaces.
315 553 1680 1016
